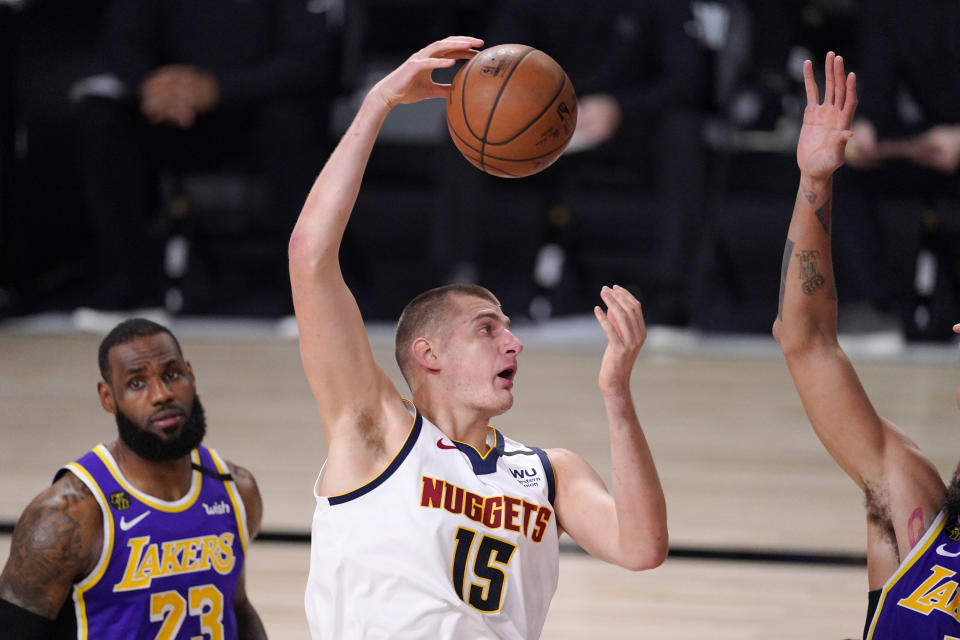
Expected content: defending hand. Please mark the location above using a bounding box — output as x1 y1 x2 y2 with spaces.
797 52 857 181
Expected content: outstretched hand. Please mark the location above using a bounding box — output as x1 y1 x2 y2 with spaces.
797 52 857 181
371 36 484 110
594 286 646 393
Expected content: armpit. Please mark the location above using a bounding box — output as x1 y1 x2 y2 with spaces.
864 482 898 551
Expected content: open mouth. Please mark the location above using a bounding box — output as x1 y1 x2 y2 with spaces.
497 367 516 382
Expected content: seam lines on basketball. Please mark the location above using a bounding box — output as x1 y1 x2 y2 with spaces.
447 124 573 163
458 53 482 139
484 74 569 147
478 47 536 171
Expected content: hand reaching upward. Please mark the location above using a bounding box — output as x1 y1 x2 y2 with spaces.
797 52 857 182
594 285 646 394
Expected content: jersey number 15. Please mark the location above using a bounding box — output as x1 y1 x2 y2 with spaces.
452 527 517 613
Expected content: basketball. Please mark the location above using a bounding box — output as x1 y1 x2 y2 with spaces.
445 44 577 178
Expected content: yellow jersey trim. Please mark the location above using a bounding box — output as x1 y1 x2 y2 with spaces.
865 510 947 639
450 425 500 459
208 447 249 555
92 444 202 512
65 462 115 640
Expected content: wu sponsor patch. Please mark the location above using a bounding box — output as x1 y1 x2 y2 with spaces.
508 465 542 489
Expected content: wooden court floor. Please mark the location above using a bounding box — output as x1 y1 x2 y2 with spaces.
2 318 958 637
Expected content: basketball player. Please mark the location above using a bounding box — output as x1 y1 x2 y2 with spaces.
776 52 960 638
0 319 267 639
290 37 667 639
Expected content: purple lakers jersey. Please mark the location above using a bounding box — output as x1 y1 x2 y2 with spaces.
57 444 249 639
867 511 960 638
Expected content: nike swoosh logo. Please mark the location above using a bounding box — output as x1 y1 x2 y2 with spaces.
119 510 151 531
936 543 960 558
436 438 458 450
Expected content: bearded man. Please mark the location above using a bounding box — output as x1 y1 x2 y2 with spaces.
0 318 267 639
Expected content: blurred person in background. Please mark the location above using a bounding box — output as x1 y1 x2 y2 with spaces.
838 0 960 339
76 0 340 314
432 0 705 325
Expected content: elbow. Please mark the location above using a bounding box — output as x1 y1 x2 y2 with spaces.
287 224 313 265
772 316 834 359
620 532 669 572
772 317 791 352
288 225 333 275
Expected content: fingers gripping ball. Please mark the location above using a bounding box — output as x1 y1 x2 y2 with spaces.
446 44 578 178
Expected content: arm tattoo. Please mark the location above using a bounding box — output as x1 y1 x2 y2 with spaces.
804 191 817 205
796 250 826 295
777 238 795 320
0 473 98 617
907 507 926 548
814 199 832 237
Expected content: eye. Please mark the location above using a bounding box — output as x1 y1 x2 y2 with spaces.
479 325 491 334
163 369 182 382
128 378 144 390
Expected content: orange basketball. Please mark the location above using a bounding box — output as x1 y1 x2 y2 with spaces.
445 44 577 178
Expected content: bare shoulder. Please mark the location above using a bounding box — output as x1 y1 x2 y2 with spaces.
543 448 590 473
0 471 103 617
543 447 606 486
226 461 260 496
226 461 263 539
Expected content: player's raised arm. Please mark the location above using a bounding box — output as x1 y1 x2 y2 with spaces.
773 54 942 510
288 38 483 436
548 285 668 571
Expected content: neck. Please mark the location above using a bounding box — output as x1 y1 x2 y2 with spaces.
109 441 194 501
413 389 493 453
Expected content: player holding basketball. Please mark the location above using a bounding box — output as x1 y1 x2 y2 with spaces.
290 37 667 639
0 319 267 639
776 52 960 639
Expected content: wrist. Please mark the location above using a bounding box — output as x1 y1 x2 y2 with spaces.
799 173 832 194
365 81 398 113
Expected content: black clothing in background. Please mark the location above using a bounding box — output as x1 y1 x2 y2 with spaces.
79 0 339 313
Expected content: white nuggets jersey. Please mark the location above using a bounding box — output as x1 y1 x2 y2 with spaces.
305 401 559 640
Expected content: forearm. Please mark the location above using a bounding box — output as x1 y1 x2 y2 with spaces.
776 175 837 345
288 91 391 269
235 599 268 640
603 388 667 568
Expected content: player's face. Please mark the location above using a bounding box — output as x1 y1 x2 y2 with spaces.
100 333 197 446
438 295 523 416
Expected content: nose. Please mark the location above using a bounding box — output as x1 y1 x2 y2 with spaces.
503 330 523 356
147 377 174 405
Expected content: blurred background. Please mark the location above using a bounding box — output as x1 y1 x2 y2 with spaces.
2 0 956 342
5 2 960 636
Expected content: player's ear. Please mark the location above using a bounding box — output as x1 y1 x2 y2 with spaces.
97 380 117 414
411 337 441 373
